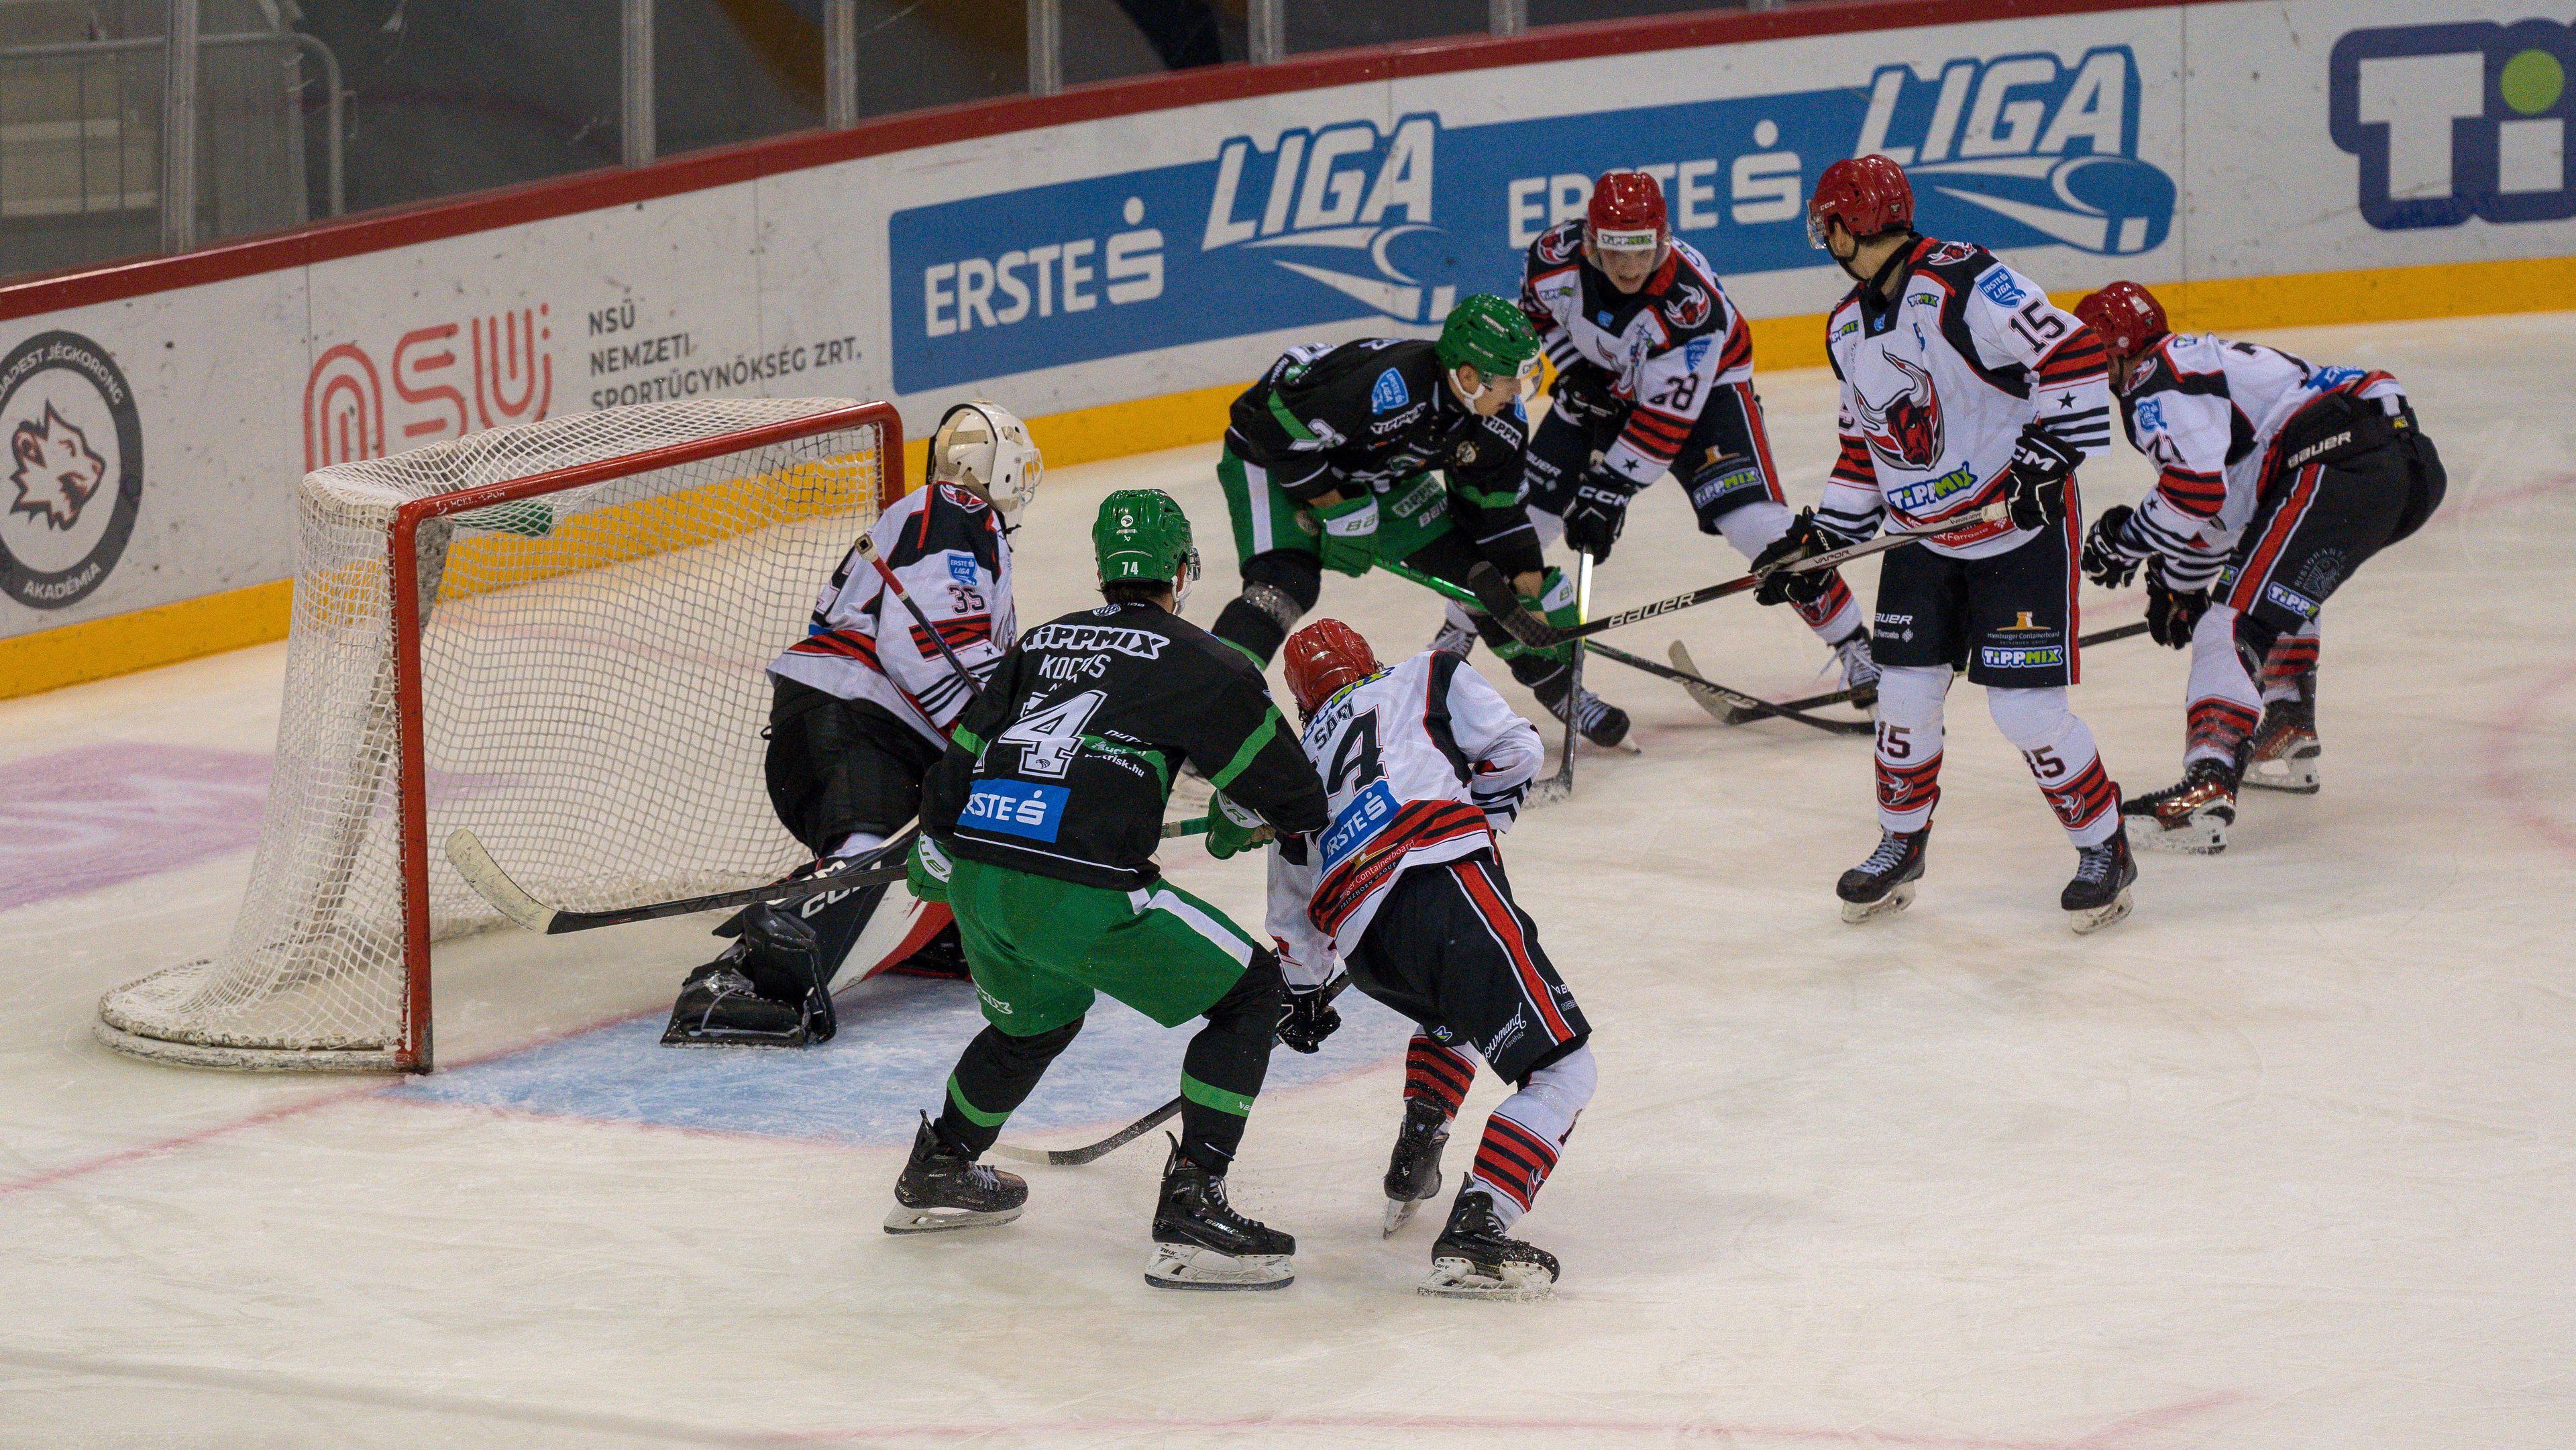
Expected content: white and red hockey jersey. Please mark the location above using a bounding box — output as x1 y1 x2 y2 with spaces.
2113 333 2409 586
1518 223 1768 488
1818 238 2112 559
768 480 1015 748
1266 650 1544 986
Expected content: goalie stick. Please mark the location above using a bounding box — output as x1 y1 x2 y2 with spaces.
855 533 986 707
991 977 1352 1167
448 817 1240 936
1467 501 2012 649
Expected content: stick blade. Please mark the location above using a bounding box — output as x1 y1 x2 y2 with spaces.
444 829 557 934
1667 641 1743 725
1464 562 1558 646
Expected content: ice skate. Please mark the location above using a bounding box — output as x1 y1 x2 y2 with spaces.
1837 827 1927 923
1531 671 1633 749
1421 1190 1558 1301
1381 1099 1452 1237
2245 698 2320 794
2062 825 2138 935
1831 627 1880 711
885 1114 1026 1234
1428 613 1479 660
2121 758 2240 855
1145 1139 1295 1291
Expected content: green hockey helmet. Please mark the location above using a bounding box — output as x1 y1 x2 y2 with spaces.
1093 488 1201 603
1436 294 1543 393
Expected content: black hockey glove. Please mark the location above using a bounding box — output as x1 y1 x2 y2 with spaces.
2145 560 2207 650
1548 363 1627 450
2081 505 2149 589
1561 467 1638 563
2004 422 2083 531
1750 508 1837 607
1276 979 1343 1054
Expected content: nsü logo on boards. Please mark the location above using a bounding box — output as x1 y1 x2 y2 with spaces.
888 46 2174 393
0 331 143 611
2331 20 2575 230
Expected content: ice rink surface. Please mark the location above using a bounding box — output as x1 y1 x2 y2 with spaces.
3 313 2571 1448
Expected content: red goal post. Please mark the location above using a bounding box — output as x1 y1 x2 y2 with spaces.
97 399 906 1073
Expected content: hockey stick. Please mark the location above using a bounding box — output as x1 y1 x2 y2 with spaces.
989 977 1351 1167
1527 550 1592 805
449 815 1235 936
1578 639 1871 735
1467 501 2012 648
1705 618 2157 723
855 534 986 706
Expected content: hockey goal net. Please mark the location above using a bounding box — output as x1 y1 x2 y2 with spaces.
96 399 903 1072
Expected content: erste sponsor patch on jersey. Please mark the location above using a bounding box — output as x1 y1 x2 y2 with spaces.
1319 779 1399 872
962 779 1071 841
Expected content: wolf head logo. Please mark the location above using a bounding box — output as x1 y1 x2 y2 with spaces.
9 403 107 531
1856 355 1945 472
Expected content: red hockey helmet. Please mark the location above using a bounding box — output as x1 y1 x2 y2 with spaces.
1807 154 1915 248
1283 618 1381 719
1585 170 1668 254
2074 280 2171 372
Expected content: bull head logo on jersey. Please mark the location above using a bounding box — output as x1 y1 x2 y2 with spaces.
1855 355 1945 471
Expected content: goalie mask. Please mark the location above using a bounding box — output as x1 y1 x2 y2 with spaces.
930 401 1042 522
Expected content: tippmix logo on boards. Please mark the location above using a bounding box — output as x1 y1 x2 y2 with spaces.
887 46 2176 393
2332 19 2574 230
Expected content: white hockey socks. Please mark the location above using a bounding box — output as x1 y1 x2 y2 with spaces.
1873 664 1949 833
828 830 889 860
1464 1045 1595 1229
2185 605 2262 767
1988 687 2121 848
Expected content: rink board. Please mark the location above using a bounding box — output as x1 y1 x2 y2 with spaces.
3 0 2571 694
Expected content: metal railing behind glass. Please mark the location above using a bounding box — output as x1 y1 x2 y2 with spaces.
0 28 343 276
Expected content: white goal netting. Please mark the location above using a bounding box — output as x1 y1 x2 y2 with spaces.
97 399 896 1071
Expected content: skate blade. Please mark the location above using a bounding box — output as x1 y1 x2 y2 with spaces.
1839 881 1915 924
1383 1197 1425 1238
2129 822 2228 855
2068 888 2135 936
1420 1255 1556 1301
2243 760 2320 794
883 1202 1023 1235
1144 1243 1294 1291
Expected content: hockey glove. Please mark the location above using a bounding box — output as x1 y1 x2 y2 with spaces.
1548 362 1627 450
906 834 954 905
1750 508 1838 607
2004 422 2083 531
2080 505 2149 589
1490 566 1576 666
1203 791 1267 860
1312 491 1380 578
1561 467 1637 563
1276 977 1344 1054
2145 560 2208 650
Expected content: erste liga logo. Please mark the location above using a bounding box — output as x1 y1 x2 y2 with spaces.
1 330 143 610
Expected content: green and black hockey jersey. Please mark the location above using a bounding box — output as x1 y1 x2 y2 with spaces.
1224 338 1540 575
922 601 1330 890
